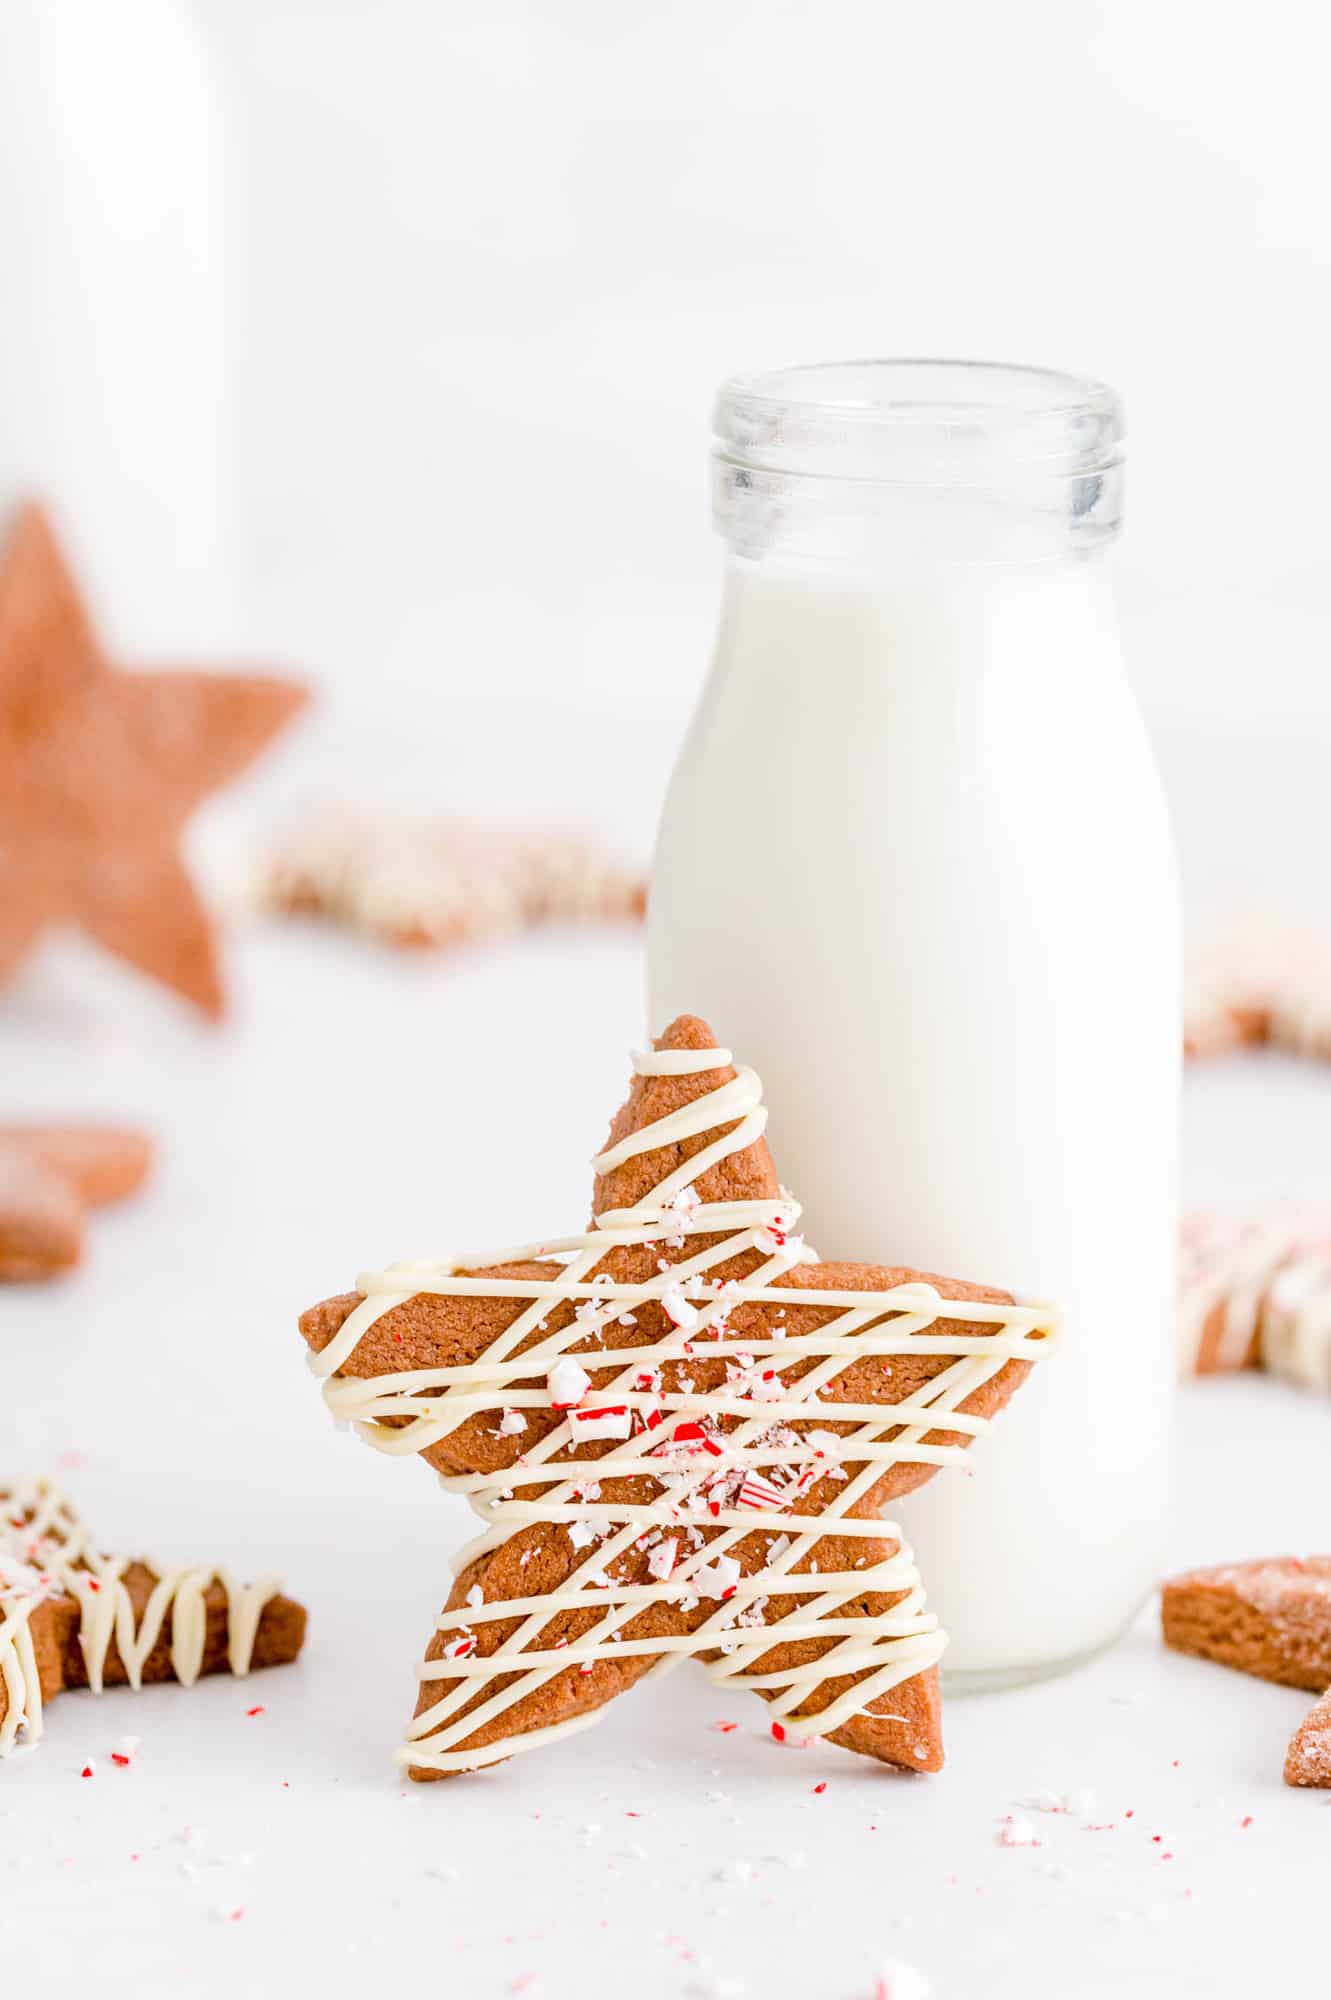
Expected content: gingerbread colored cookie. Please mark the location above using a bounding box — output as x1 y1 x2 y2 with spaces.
0 1123 152 1282
0 500 306 1017
0 1141 83 1280
300 1015 1055 1780
1178 1209 1331 1391
1184 918 1331 1062
1162 1556 1331 1692
0 1124 153 1209
1285 1688 1331 1788
0 1479 306 1755
257 808 645 952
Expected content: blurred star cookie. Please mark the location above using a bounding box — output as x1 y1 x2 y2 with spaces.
0 500 307 1017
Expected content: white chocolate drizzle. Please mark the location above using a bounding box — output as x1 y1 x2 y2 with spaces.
310 1042 1057 1774
0 1478 281 1756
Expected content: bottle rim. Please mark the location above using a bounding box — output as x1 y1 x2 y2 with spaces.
712 358 1124 561
714 358 1123 483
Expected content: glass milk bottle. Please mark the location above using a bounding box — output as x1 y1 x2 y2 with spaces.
0 0 236 650
649 360 1179 1684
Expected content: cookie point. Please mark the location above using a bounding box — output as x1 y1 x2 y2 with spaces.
654 1015 721 1054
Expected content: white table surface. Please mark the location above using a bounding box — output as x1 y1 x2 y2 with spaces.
2 902 1329 2000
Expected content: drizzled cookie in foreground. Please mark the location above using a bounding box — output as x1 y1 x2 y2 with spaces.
300 1016 1056 1780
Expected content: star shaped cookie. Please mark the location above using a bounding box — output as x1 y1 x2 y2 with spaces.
0 501 307 1016
301 1015 1056 1779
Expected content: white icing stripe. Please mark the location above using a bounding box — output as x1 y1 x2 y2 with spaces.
590 1066 763 1174
631 1047 732 1076
0 1553 53 1754
313 1038 1056 1774
0 1479 282 1753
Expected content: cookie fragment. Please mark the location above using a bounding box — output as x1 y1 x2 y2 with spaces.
0 1142 84 1280
0 1124 153 1282
1285 1688 1331 1788
1162 1556 1331 1692
0 1125 153 1209
1185 917 1331 1061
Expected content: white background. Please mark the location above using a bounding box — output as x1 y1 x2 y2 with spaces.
3 4 1331 1996
217 0 1331 737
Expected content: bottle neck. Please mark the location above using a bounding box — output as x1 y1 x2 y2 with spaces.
713 359 1124 575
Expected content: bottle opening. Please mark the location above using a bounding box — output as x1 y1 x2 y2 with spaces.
713 357 1124 566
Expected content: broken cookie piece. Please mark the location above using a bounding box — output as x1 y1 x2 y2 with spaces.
1163 1555 1331 1792
1162 1555 1331 1692
0 1124 153 1282
1285 1687 1331 1788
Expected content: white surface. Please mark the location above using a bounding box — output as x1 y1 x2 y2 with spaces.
2 910 1329 2000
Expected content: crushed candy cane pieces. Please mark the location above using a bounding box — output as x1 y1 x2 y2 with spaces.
569 1403 633 1442
547 1357 592 1409
647 1536 680 1581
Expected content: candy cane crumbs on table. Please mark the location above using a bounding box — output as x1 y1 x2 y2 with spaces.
305 1021 1057 1777
0 1477 298 1757
874 1963 934 2000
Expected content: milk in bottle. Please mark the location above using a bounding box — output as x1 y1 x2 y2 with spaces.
648 361 1179 1681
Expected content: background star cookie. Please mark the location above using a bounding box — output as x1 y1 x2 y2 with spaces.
0 500 307 1017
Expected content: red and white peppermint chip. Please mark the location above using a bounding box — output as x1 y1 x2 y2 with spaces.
673 1420 723 1457
694 1554 742 1601
647 1536 680 1580
661 1281 700 1331
737 1473 787 1513
569 1404 632 1442
547 1357 591 1409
